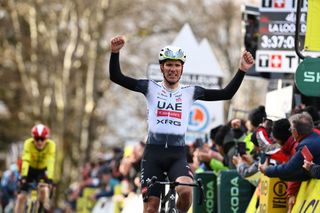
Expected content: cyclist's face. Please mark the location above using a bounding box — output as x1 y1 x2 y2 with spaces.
34 137 46 150
160 60 183 85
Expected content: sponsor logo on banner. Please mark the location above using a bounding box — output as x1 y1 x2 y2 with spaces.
261 0 308 12
274 0 285 8
256 50 300 73
271 55 282 68
188 102 209 132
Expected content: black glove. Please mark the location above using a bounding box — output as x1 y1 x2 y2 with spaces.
19 177 27 185
18 177 28 191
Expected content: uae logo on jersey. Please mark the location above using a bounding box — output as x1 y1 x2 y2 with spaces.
188 102 209 132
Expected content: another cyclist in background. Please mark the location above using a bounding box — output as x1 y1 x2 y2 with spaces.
14 124 56 212
109 35 254 213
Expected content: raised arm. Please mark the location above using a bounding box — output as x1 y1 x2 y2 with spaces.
195 50 255 101
109 35 139 91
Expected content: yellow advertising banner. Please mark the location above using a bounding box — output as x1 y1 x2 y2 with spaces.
259 175 287 213
292 179 320 213
304 0 320 51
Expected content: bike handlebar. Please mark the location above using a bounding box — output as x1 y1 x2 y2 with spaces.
145 176 206 205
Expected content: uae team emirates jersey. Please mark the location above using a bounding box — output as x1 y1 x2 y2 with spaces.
135 80 203 146
109 52 245 147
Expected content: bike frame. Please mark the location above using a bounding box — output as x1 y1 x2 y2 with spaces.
26 182 50 213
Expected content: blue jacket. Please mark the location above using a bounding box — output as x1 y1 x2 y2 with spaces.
265 132 320 181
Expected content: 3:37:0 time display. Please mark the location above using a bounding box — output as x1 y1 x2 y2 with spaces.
260 35 295 49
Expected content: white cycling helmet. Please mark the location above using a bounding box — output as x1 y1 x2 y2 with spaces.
159 46 186 64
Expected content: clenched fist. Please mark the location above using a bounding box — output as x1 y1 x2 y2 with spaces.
110 35 126 53
239 50 255 72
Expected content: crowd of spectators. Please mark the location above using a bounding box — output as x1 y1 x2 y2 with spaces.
0 104 320 212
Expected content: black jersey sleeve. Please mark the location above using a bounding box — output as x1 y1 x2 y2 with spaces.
109 52 148 95
193 69 245 101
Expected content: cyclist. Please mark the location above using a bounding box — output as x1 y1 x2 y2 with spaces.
14 124 56 212
109 35 254 213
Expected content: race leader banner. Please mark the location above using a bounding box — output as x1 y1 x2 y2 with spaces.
256 0 307 73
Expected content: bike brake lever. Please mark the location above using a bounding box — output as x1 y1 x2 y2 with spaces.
144 176 158 202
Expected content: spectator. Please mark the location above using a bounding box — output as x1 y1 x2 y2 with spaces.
91 166 119 200
68 162 97 211
194 138 227 174
119 141 145 194
249 106 289 163
271 118 299 213
1 164 19 212
214 118 248 169
259 112 320 181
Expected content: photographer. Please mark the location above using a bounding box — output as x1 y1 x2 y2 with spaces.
232 141 261 186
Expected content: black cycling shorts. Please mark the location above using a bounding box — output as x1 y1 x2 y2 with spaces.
141 144 193 199
20 167 47 192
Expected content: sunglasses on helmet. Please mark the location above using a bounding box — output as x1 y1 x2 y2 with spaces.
163 48 184 59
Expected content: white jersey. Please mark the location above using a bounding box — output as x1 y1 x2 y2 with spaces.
136 80 204 146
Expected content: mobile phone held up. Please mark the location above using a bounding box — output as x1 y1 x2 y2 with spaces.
237 142 247 156
301 145 313 162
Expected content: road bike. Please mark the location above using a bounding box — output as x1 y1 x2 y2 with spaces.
25 181 51 213
144 176 205 213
